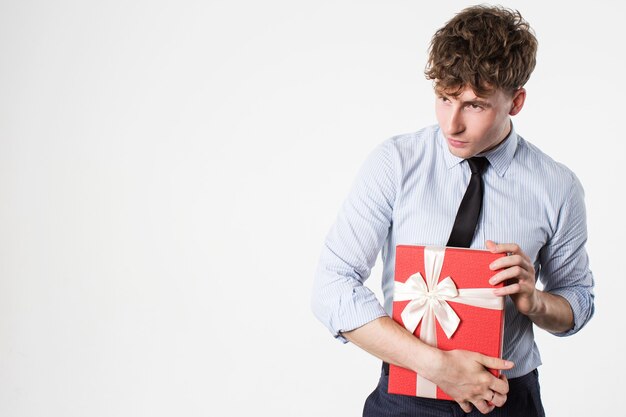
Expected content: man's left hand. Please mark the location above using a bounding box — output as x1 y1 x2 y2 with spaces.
485 240 539 316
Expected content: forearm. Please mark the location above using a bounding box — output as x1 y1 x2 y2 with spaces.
342 316 442 380
526 290 574 333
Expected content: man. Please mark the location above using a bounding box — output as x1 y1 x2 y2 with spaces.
311 5 594 417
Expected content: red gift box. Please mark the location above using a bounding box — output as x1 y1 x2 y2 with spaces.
388 245 506 400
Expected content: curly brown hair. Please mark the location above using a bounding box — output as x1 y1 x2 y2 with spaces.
425 5 538 97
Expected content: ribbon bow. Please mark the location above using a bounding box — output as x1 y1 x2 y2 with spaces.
394 273 461 341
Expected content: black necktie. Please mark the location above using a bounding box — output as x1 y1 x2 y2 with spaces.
446 157 489 248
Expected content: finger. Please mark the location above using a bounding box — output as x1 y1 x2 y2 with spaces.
496 243 531 263
490 392 507 408
473 400 495 415
490 265 535 287
489 266 525 285
498 243 521 254
490 374 510 395
482 389 495 401
458 401 472 413
490 378 509 395
486 241 529 260
489 254 528 271
493 282 522 297
477 354 515 371
486 240 518 254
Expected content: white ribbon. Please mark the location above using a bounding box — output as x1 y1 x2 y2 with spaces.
393 246 504 398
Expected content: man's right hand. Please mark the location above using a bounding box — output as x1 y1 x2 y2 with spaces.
429 349 514 414
343 317 514 414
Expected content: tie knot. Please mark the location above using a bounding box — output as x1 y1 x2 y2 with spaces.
467 157 488 175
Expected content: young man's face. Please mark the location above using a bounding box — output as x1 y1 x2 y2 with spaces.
435 85 525 159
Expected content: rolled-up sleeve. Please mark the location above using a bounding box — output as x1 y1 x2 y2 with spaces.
539 174 595 337
311 140 397 343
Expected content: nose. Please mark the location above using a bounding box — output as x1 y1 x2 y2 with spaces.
447 108 465 135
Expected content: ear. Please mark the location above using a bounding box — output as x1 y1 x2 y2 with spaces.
509 88 526 116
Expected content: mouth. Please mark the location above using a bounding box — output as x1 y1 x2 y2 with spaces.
447 137 467 148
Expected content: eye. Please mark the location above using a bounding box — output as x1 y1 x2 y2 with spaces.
466 103 484 111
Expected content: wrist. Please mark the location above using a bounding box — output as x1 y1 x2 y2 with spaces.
525 290 545 317
410 344 444 380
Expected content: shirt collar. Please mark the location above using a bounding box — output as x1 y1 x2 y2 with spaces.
438 123 518 177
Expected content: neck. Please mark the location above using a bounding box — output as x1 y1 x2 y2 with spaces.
482 120 512 154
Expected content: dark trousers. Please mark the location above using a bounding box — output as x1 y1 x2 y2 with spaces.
363 367 545 417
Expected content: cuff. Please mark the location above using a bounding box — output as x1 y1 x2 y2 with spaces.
547 287 595 337
331 286 388 344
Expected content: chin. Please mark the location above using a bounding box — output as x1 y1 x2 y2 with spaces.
447 146 474 159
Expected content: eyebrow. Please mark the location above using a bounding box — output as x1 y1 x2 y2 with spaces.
438 93 493 108
463 99 492 108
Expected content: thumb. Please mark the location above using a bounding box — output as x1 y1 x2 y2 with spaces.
477 354 514 370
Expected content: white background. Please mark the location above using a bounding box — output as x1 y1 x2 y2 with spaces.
1 1 623 416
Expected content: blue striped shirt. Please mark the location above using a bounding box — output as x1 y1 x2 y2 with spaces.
311 124 595 378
